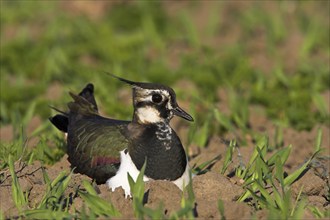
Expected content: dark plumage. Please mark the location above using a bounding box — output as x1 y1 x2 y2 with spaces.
49 76 193 188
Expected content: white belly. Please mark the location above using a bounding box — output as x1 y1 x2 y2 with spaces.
106 149 192 197
106 150 149 197
172 163 191 190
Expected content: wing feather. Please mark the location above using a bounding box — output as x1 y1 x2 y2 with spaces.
67 115 129 183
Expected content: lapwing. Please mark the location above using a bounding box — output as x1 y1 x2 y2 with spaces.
49 75 194 196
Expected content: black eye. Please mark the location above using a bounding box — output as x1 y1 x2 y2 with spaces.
152 94 163 103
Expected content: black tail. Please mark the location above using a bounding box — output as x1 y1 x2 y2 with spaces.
49 114 69 132
49 83 98 133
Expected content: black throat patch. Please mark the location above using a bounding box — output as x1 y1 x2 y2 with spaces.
126 122 187 180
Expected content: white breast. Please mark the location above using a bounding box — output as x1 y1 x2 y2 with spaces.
106 150 192 197
106 150 149 197
172 163 191 190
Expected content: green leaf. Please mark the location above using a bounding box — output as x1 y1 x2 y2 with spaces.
82 180 98 196
193 154 220 175
254 181 275 208
196 120 210 147
291 186 305 217
221 140 235 174
271 183 284 211
275 156 284 189
173 171 196 219
255 147 271 182
214 108 233 131
131 160 147 201
23 209 73 219
128 160 147 218
238 190 252 202
38 170 72 209
9 155 27 209
218 199 226 220
284 149 320 186
79 190 121 217
312 93 329 117
268 145 291 167
315 128 322 152
246 188 268 209
50 170 67 188
248 136 268 166
273 125 284 148
22 102 36 127
127 172 135 195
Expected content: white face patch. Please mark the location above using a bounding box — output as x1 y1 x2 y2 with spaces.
136 106 163 123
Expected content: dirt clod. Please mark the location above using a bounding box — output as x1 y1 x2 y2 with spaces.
291 170 327 197
145 180 182 215
193 172 244 202
99 185 135 218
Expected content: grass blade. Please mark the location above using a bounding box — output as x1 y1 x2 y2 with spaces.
275 156 284 189
9 155 27 209
23 209 73 219
218 199 226 220
268 145 292 167
284 150 320 186
78 190 121 217
315 128 322 152
221 140 235 174
82 180 98 196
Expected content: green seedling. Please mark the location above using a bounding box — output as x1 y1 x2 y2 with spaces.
218 199 226 220
273 125 284 149
213 108 234 133
0 132 25 169
221 139 236 175
7 156 75 219
228 88 250 132
78 180 120 217
308 206 330 218
23 210 73 220
193 154 221 175
8 155 28 210
127 161 196 219
128 161 164 219
237 133 322 219
171 171 196 219
37 170 72 210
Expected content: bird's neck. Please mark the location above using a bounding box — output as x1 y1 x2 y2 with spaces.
126 122 187 180
127 121 172 141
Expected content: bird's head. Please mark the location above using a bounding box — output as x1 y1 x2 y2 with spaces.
111 74 194 124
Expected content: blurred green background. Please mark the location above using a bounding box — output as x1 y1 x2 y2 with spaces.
1 2 329 218
0 1 329 150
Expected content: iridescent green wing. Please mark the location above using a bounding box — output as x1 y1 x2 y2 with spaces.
67 117 129 183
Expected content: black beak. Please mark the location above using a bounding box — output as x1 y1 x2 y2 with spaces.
172 106 194 122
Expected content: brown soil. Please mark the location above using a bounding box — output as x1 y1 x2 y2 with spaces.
1 109 329 219
1 54 329 220
1 83 329 218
